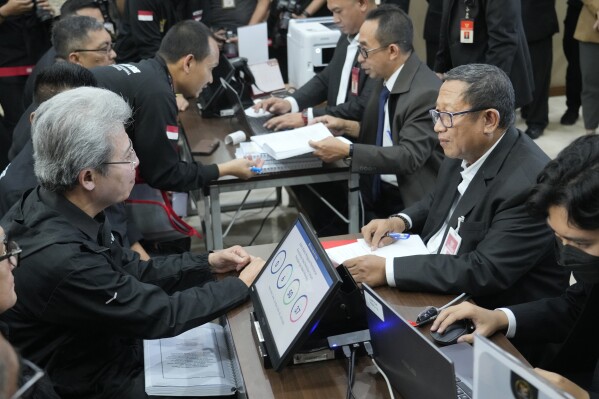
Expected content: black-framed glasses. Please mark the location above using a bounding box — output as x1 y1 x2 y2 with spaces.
73 42 114 55
357 42 396 59
0 239 21 268
10 358 44 399
102 139 137 171
429 108 486 128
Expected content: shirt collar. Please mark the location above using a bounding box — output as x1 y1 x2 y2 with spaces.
457 132 506 195
384 64 404 92
348 33 360 46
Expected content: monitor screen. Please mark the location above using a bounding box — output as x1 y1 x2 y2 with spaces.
250 214 341 371
198 54 235 113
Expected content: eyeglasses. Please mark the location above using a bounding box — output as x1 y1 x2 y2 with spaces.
102 139 137 171
0 239 21 268
10 358 44 399
429 108 486 128
357 42 396 59
74 42 114 55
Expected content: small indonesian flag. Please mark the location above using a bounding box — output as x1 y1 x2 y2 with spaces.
138 10 153 21
166 125 179 140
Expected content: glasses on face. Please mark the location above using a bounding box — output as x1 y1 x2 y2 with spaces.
429 108 486 128
102 139 137 171
358 43 393 59
0 239 21 268
74 42 114 55
10 358 44 399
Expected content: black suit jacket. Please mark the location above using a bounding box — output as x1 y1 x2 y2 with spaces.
291 34 377 120
521 0 559 43
510 281 599 397
352 53 444 208
395 127 569 309
434 0 534 108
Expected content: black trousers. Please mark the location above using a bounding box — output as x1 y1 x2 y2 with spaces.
522 36 553 129
563 0 583 112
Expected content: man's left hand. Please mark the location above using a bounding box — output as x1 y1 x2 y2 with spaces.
264 113 304 131
344 255 387 287
309 136 349 163
209 245 252 273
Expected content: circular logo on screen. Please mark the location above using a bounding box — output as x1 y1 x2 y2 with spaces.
270 250 286 274
289 295 308 322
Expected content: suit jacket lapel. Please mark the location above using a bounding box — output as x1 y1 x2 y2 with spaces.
388 54 421 143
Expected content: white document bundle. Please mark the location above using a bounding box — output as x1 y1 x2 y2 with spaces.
235 141 322 173
144 323 239 396
325 236 428 265
250 122 334 160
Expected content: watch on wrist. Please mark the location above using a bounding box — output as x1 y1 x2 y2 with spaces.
301 109 308 125
389 213 410 231
348 143 354 158
301 9 310 17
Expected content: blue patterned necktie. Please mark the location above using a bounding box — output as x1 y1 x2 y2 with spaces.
372 85 391 202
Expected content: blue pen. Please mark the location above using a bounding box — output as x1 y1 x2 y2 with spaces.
385 232 410 240
250 166 262 173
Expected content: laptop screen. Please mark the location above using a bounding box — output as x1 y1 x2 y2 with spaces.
474 335 573 399
198 54 235 113
363 284 464 399
249 213 341 371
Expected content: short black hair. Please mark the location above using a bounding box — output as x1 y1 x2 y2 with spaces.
60 0 100 17
52 15 105 59
33 62 98 105
443 64 515 129
157 20 213 63
527 134 599 230
364 4 413 53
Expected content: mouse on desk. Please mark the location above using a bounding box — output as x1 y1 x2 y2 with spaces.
430 319 475 346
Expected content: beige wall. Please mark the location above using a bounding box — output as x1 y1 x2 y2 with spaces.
408 1 567 90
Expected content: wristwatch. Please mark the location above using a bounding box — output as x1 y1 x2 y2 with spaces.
301 109 308 125
389 213 411 231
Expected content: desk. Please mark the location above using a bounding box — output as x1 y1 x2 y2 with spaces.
226 242 529 399
178 105 360 250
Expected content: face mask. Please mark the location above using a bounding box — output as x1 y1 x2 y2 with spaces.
555 240 599 284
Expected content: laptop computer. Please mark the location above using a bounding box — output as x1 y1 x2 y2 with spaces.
474 335 574 399
249 213 343 371
197 53 236 117
363 283 474 399
220 77 274 136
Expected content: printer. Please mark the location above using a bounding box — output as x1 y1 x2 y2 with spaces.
287 17 341 89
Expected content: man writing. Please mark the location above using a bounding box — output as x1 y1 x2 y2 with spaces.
0 87 265 398
346 64 568 309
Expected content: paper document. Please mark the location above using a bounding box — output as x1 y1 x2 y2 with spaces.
250 123 333 160
326 236 428 265
144 323 237 396
238 22 268 65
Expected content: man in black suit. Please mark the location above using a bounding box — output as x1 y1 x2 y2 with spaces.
434 0 534 109
432 134 599 399
345 64 568 310
255 0 378 130
308 5 443 221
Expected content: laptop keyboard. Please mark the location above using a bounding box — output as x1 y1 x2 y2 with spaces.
247 115 273 135
456 377 472 399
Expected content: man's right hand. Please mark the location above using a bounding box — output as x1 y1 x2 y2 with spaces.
238 257 266 287
1 0 35 17
430 302 509 344
361 218 405 250
218 158 264 180
253 97 291 115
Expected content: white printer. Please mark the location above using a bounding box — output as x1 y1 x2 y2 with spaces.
287 17 341 89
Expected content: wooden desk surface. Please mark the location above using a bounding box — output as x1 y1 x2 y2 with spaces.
228 242 527 399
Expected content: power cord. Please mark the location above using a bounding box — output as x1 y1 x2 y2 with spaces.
341 345 357 399
363 341 395 399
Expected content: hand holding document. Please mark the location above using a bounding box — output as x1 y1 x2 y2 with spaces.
250 122 335 160
325 235 428 265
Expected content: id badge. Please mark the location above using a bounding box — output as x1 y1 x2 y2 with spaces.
222 0 235 8
440 226 462 255
460 19 474 44
351 67 359 96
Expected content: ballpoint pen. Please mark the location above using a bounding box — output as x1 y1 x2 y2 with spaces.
383 232 410 240
250 167 262 173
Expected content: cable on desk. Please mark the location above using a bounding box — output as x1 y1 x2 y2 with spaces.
363 341 395 399
342 345 356 399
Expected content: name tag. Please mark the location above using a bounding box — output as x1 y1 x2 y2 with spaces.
351 67 359 96
460 19 474 44
222 0 235 8
440 226 462 255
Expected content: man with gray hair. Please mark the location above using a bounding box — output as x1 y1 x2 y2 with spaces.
345 63 569 310
0 87 265 398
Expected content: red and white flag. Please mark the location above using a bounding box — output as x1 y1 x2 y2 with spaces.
138 10 153 21
166 125 179 140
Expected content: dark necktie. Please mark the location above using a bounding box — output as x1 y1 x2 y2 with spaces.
372 85 391 203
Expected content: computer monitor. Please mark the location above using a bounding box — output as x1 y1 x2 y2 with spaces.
249 213 342 371
197 53 235 117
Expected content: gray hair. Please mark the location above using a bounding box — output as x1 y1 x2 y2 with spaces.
443 64 515 129
52 15 105 59
32 87 132 193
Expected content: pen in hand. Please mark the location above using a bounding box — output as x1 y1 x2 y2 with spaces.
383 232 410 240
250 166 262 173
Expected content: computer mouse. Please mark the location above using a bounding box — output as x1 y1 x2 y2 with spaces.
430 319 474 346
